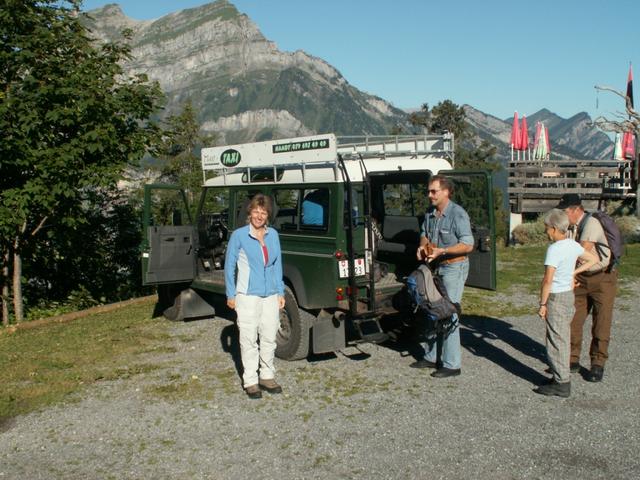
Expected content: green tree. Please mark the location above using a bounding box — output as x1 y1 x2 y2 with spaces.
21 188 148 312
455 140 509 240
430 100 469 141
154 101 216 209
0 1 163 324
417 100 508 241
408 103 432 133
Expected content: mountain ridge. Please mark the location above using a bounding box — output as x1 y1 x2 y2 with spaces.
83 1 614 159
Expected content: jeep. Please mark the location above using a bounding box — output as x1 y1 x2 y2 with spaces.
141 133 496 359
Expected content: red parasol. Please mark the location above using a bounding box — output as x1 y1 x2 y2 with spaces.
545 124 551 158
519 116 529 153
510 112 521 150
622 131 635 160
623 64 636 162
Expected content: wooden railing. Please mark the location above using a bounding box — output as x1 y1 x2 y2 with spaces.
508 159 635 213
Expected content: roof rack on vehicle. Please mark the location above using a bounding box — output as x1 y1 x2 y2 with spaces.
200 132 455 184
336 133 454 160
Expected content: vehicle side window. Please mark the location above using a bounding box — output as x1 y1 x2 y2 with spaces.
197 187 230 270
272 188 330 233
301 188 329 231
273 189 300 231
201 187 230 216
382 183 428 216
383 184 409 216
149 188 191 226
198 188 229 249
411 183 429 217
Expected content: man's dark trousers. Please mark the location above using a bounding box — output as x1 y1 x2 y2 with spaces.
570 270 617 367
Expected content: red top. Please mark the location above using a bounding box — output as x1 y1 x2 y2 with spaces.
261 245 269 265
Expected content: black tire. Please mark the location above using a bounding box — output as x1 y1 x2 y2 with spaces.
275 286 313 360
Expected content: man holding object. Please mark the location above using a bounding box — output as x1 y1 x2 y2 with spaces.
411 175 474 378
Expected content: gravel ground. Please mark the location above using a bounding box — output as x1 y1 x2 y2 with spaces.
1 282 639 480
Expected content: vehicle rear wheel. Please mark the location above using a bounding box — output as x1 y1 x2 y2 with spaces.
276 287 313 360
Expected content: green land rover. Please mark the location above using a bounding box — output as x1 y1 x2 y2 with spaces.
141 133 496 360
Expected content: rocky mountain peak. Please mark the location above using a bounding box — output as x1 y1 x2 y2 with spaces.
83 0 405 144
93 3 127 18
566 111 591 122
83 2 611 155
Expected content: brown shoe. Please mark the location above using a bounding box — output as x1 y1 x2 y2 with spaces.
245 384 262 399
259 378 283 394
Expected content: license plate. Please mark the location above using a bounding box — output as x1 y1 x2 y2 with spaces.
338 258 366 278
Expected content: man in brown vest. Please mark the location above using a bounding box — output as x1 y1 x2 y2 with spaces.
557 194 617 383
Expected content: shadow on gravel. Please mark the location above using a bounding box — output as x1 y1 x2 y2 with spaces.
380 313 548 384
220 324 243 379
0 417 16 433
461 314 548 384
215 302 349 386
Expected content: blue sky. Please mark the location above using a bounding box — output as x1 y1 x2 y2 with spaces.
81 0 640 122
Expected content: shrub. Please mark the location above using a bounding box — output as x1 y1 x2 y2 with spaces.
616 215 640 244
511 216 548 246
512 213 640 246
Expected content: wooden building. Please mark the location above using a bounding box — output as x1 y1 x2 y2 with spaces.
508 158 635 214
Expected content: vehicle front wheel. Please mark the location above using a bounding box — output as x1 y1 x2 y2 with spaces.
276 287 313 360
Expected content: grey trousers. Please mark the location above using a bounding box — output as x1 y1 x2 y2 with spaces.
546 290 575 383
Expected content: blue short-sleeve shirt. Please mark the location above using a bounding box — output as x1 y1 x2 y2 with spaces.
420 200 474 248
544 238 584 293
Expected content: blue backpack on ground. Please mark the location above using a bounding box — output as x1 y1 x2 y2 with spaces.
406 264 459 334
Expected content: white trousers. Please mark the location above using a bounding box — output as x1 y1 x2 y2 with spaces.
235 293 280 388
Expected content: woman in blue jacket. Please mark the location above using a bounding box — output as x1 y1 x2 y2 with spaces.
225 194 285 399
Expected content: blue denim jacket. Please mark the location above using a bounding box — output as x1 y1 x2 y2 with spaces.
420 200 474 248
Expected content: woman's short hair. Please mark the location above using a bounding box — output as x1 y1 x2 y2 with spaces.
246 194 272 223
543 208 570 233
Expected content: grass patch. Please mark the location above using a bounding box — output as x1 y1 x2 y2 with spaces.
98 364 162 381
618 243 640 295
299 411 313 422
294 367 380 400
463 244 544 318
146 376 213 401
463 244 640 318
0 302 167 423
314 454 331 466
210 368 238 395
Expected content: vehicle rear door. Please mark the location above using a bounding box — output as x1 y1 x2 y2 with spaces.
446 171 496 290
370 171 431 279
141 184 196 285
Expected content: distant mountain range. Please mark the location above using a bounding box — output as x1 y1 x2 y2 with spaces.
83 1 614 163
464 106 613 163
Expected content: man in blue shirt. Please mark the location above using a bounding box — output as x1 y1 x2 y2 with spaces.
412 175 474 378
